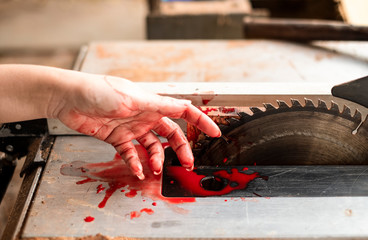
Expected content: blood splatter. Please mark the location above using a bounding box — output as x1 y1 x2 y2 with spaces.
201 107 217 115
129 208 154 220
202 99 211 105
242 167 248 171
84 216 94 222
166 167 259 197
220 107 235 113
223 158 228 163
125 189 138 198
152 202 157 206
60 145 196 212
130 211 140 220
140 208 154 215
96 184 105 194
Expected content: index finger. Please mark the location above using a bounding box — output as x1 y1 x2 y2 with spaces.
141 95 221 138
179 104 221 138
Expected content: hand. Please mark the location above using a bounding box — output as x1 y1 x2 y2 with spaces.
55 73 221 180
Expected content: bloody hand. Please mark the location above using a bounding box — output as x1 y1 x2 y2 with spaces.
56 74 221 180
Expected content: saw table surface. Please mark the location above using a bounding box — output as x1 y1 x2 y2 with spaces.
23 40 368 239
23 136 368 239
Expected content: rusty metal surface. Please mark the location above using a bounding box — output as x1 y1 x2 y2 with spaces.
80 40 368 83
21 136 368 238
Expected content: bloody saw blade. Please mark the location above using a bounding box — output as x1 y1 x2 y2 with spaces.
192 98 368 166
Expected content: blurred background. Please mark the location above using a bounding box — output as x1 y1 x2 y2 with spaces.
0 0 367 69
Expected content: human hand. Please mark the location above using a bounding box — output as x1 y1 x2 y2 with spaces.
55 73 221 180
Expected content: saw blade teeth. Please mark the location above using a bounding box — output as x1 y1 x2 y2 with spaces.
250 107 263 114
330 101 340 113
304 98 315 108
342 105 352 117
263 103 276 111
291 99 302 108
353 109 362 122
277 100 289 109
317 99 328 110
237 112 251 119
226 118 241 125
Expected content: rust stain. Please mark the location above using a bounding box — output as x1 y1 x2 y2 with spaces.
314 52 335 62
227 41 254 49
96 45 121 59
108 68 185 82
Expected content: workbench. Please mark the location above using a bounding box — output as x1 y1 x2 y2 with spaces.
9 40 368 239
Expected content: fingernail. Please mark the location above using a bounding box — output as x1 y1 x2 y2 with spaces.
217 132 222 138
136 172 145 180
185 165 194 171
153 169 162 175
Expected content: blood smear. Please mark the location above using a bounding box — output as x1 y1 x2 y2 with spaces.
60 145 196 211
166 167 259 197
84 216 94 222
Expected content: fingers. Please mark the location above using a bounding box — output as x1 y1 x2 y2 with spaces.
136 132 165 175
146 95 221 138
153 117 194 171
181 104 221 138
114 141 145 180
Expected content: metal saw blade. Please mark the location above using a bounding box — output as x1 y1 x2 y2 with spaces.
193 99 368 166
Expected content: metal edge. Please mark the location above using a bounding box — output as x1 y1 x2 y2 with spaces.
1 136 55 240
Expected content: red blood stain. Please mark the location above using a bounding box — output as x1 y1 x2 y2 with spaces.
223 158 228 163
96 184 105 194
60 144 196 212
130 211 140 220
125 189 138 198
201 107 217 115
242 167 248 171
84 216 94 222
129 208 155 220
121 189 125 192
220 107 235 113
166 167 259 197
254 162 257 166
152 202 157 206
224 199 228 202
76 178 96 185
91 130 95 134
140 208 154 215
202 99 211 105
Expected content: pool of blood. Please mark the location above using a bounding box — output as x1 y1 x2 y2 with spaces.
60 145 195 211
166 167 259 197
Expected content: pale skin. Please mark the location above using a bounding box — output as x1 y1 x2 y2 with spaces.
0 64 221 180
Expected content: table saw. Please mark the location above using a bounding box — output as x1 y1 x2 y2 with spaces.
3 40 368 239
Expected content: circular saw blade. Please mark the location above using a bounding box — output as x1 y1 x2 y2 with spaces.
194 99 368 166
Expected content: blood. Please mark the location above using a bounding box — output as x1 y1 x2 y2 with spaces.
152 202 157 206
96 184 105 194
140 208 154 215
129 208 154 220
166 167 259 197
223 158 228 163
76 178 96 185
220 107 235 113
242 167 248 171
125 189 138 198
84 216 94 222
130 211 140 220
202 99 211 105
60 144 196 212
201 107 217 115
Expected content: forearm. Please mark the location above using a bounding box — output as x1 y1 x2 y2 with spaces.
0 64 78 123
